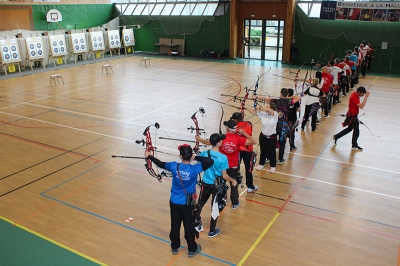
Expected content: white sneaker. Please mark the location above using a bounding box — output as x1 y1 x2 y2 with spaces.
247 185 258 193
255 165 265 171
269 167 276 173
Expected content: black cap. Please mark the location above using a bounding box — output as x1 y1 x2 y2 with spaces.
230 112 242 121
178 144 192 160
209 133 226 146
223 120 237 129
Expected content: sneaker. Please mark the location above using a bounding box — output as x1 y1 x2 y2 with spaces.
290 147 297 151
277 159 285 165
352 145 363 151
316 120 320 125
269 167 276 173
208 228 221 238
336 100 341 103
195 223 204 233
324 115 329 118
232 202 240 210
342 94 346 97
247 185 258 193
255 165 265 171
188 244 201 258
333 135 337 145
172 248 179 255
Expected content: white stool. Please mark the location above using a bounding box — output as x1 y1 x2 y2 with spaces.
140 57 150 66
50 74 64 85
102 64 113 74
171 51 179 59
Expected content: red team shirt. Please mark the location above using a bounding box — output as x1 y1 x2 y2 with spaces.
219 132 247 168
236 121 253 152
321 72 333 93
348 92 360 115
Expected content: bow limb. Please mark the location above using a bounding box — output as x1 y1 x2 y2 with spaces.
136 123 162 182
219 106 224 135
189 108 206 154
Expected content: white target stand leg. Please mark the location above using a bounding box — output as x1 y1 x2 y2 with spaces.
140 57 150 66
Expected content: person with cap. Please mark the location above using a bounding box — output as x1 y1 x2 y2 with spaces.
230 112 258 193
195 133 235 238
244 102 279 173
196 120 256 209
333 86 370 151
144 144 214 258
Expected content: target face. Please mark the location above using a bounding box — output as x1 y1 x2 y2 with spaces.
31 51 36 56
115 35 118 39
99 37 102 41
75 45 79 51
38 50 43 55
53 41 57 46
74 39 79 44
11 46 16 51
54 48 58 53
59 41 64 46
3 47 8 52
37 43 42 48
4 54 10 60
111 41 114 45
125 36 129 41
60 47 64 53
99 43 103 47
110 36 114 40
12 53 18 58
81 45 85 50
94 43 98 48
80 38 84 43
30 44 34 49
93 37 97 41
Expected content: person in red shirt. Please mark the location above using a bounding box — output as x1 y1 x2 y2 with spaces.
318 67 333 117
230 112 258 193
333 87 370 150
196 119 256 209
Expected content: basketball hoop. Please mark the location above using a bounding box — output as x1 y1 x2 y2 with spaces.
46 9 62 23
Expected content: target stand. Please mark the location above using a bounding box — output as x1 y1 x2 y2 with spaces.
26 58 45 71
108 48 120 57
73 52 87 63
50 55 67 67
1 62 21 76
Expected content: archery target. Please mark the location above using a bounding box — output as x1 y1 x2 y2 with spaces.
70 33 88 53
122 29 135 46
1 39 21 63
26 37 45 60
107 30 121 49
89 31 104 51
49 35 67 56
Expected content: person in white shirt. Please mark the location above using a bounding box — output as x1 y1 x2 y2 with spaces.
327 60 344 104
245 103 279 173
301 78 322 131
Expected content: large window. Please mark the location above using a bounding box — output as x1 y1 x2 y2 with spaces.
114 0 221 16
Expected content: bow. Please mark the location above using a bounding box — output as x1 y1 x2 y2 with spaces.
136 123 163 182
187 107 206 154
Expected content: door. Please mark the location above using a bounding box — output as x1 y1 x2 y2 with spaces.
243 19 284 61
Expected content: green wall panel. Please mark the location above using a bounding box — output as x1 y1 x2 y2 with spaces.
31 5 116 31
120 12 230 57
293 7 400 74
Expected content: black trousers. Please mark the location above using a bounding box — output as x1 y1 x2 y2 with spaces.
169 201 197 252
197 182 218 232
258 133 277 167
227 168 239 205
301 105 317 131
335 120 360 146
239 151 256 189
289 121 296 149
278 136 287 161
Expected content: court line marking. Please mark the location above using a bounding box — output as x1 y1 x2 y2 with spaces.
1 108 399 200
0 216 107 265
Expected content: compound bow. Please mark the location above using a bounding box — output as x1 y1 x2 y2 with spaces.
136 123 163 182
187 107 206 154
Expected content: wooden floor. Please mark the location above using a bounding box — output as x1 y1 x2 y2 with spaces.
0 55 399 266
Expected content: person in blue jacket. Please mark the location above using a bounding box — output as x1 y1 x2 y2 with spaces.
145 144 213 258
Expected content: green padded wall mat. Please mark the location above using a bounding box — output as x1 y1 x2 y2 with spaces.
31 5 117 31
0 216 104 266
